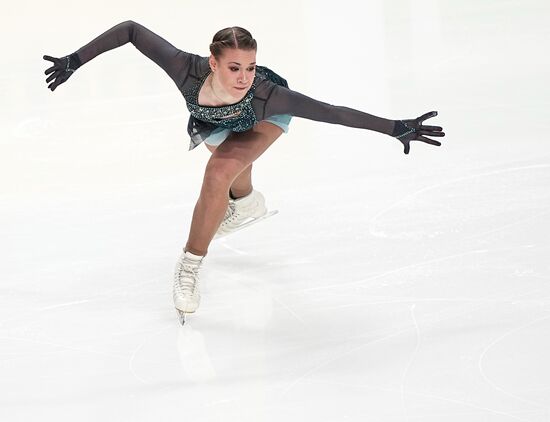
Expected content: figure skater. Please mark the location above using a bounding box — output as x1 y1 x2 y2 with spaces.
43 21 445 324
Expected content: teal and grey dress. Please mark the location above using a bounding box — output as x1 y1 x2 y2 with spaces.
72 21 396 151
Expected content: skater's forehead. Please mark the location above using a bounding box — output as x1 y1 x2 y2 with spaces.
218 49 256 64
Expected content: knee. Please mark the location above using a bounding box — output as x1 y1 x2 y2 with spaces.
203 157 247 188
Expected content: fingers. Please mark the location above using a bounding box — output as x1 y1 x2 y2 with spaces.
47 75 62 91
419 130 445 137
44 56 61 76
48 80 59 91
421 125 443 132
43 55 58 63
46 70 60 83
417 135 441 146
400 127 443 154
417 110 437 123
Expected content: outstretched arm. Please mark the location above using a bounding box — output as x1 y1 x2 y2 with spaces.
44 20 192 91
264 85 395 134
263 85 445 154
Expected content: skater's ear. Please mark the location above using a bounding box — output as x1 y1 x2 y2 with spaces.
209 55 218 72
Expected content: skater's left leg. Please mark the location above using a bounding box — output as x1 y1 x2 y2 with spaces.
174 122 285 322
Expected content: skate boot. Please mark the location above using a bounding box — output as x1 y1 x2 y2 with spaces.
173 250 204 325
215 189 269 238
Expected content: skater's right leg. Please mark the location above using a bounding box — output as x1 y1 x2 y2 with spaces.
205 142 253 199
204 142 268 239
185 121 284 256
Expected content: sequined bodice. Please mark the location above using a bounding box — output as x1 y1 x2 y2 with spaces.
183 70 258 132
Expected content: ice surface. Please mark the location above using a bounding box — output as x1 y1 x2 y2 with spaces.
1 1 549 421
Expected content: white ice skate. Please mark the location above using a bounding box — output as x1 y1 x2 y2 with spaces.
214 189 278 239
173 250 204 325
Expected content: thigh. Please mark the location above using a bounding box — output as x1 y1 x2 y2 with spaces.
204 143 217 153
209 121 284 169
202 127 231 149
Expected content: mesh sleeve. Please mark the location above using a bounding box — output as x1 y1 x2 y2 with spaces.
263 84 395 136
74 20 193 87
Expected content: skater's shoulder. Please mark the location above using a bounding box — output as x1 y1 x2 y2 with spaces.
249 65 288 102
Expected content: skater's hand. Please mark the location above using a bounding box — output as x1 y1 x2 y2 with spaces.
392 111 445 154
43 53 81 91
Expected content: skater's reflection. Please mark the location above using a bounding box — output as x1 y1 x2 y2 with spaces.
176 324 217 382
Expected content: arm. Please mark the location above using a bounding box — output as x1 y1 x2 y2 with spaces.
44 20 192 91
264 85 395 135
263 85 445 154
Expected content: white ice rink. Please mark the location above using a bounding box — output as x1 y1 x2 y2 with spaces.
2 0 549 420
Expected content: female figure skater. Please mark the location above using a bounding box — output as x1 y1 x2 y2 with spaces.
43 21 445 324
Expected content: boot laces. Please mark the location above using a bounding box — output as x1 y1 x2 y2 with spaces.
175 261 200 295
221 199 239 225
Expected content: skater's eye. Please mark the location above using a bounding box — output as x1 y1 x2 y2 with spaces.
229 67 256 72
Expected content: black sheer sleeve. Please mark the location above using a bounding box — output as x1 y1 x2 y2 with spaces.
74 20 194 88
262 84 396 136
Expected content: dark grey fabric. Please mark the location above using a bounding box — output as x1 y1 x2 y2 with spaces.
70 21 397 144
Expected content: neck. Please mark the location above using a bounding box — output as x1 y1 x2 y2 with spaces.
209 73 235 104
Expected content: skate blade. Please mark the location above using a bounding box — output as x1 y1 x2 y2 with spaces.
214 210 278 239
176 308 195 326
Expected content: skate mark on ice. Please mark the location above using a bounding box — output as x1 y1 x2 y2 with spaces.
223 265 306 326
277 285 545 422
461 209 550 242
296 248 491 293
368 163 550 240
307 378 541 421
276 320 533 422
310 293 550 310
401 304 420 422
41 299 93 311
0 279 158 328
477 314 550 411
219 241 251 256
0 333 127 362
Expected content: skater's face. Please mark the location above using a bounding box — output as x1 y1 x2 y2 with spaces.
209 48 256 98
